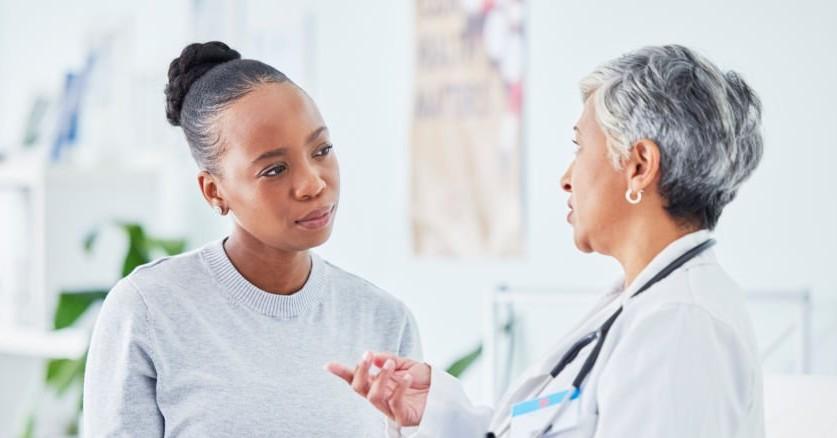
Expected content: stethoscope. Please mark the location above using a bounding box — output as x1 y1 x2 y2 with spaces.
486 238 717 438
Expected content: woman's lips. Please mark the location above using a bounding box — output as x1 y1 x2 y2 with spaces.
567 200 574 224
295 205 334 230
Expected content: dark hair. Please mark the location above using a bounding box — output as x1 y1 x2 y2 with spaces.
164 41 290 174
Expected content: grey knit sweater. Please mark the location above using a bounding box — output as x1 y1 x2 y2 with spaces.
83 239 422 437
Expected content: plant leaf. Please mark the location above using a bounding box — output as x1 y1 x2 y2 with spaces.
53 290 108 330
148 238 187 256
82 228 99 254
20 412 35 438
444 316 517 378
119 223 150 276
46 358 70 383
446 344 483 378
45 355 86 396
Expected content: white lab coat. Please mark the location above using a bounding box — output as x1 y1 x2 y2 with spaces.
389 230 764 437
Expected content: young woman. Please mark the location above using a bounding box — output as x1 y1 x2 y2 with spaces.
83 41 421 437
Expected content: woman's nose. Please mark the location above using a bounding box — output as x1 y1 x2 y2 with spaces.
560 161 574 193
293 165 326 200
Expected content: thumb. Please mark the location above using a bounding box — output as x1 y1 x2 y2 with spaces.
389 373 413 426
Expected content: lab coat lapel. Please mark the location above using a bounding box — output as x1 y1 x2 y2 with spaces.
488 287 620 431
529 282 624 377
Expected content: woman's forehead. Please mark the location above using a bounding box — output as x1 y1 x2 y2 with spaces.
221 84 324 150
574 103 600 139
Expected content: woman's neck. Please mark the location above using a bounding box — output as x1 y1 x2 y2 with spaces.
223 226 312 295
614 218 699 290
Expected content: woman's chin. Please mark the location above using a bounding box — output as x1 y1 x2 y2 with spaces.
572 231 594 254
293 227 334 250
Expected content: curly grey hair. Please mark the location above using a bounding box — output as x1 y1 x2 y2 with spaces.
580 45 763 229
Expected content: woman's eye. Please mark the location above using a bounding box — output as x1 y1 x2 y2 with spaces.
263 165 287 177
315 144 333 157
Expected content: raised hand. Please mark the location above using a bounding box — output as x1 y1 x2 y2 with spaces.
325 352 431 427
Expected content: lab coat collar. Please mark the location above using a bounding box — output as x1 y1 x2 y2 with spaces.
503 231 715 399
616 229 715 307
487 230 717 432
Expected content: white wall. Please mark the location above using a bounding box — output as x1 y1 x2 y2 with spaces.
308 0 837 385
1 0 836 430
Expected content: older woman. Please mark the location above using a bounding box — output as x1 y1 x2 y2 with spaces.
328 45 765 437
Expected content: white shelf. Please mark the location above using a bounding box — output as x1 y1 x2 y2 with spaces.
0 166 40 187
0 159 160 188
0 326 89 359
0 157 163 343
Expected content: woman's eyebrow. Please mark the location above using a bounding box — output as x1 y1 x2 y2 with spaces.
252 148 287 164
306 126 328 144
251 126 330 164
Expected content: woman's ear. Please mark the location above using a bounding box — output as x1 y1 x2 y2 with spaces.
625 139 661 192
197 170 227 213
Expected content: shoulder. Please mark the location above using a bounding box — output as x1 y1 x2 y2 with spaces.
612 271 760 379
128 244 207 282
616 252 760 359
605 299 759 388
111 242 215 309
627 252 750 332
98 276 149 322
320 257 411 319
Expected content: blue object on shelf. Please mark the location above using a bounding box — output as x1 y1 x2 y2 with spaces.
51 52 96 162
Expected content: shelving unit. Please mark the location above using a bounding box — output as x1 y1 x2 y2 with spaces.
0 156 161 359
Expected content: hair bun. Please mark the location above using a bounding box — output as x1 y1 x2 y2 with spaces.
165 41 241 126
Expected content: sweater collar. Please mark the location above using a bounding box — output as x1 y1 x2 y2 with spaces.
202 239 327 318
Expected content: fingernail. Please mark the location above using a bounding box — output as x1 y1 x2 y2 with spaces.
384 359 395 370
363 351 372 361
